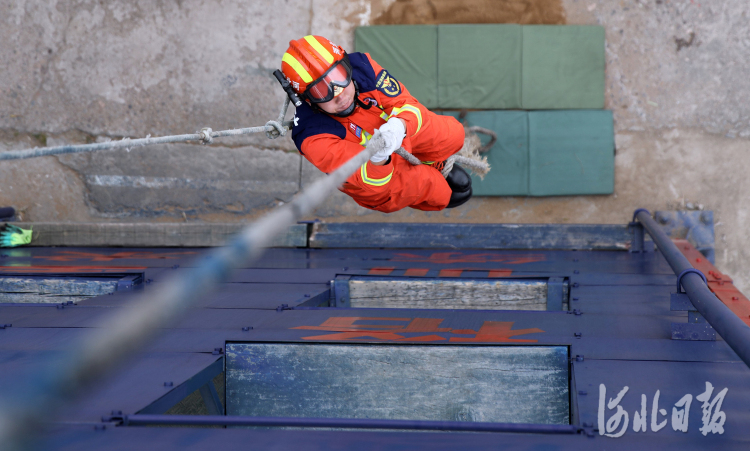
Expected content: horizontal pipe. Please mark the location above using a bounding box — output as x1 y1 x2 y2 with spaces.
636 210 750 369
122 414 581 435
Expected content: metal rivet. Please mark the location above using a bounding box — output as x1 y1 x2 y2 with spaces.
732 296 739 301
574 270 580 274
242 326 253 331
578 390 587 395
164 382 173 387
304 294 310 297
574 332 582 338
572 297 579 301
172 264 180 269
573 258 579 262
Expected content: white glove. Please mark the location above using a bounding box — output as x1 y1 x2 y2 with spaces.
369 117 406 163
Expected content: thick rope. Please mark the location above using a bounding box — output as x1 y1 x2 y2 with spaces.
394 126 491 179
0 130 394 451
0 98 295 162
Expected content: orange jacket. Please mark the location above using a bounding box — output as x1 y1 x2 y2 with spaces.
291 53 464 212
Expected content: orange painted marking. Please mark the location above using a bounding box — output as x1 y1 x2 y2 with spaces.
393 252 545 265
35 250 196 262
674 240 750 326
368 267 395 276
0 265 146 274
488 270 513 278
404 268 429 277
294 317 543 343
439 269 463 278
450 321 544 343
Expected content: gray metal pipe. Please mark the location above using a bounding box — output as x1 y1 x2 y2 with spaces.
635 210 750 369
120 414 582 435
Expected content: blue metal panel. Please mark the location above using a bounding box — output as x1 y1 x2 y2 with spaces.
222 268 341 284
574 359 750 442
39 422 750 450
547 277 565 311
573 338 740 363
138 357 223 415
81 283 330 309
309 223 633 250
330 275 350 307
0 305 112 328
1 220 749 450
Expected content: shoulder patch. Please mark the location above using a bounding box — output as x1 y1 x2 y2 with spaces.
375 69 401 97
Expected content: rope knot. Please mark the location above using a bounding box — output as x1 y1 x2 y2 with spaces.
199 127 213 145
265 120 287 140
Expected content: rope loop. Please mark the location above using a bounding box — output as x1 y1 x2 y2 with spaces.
265 120 287 140
441 156 455 178
199 127 214 145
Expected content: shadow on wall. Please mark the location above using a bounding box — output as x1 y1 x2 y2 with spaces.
373 0 566 25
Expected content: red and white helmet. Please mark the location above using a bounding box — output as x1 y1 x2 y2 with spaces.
281 35 352 104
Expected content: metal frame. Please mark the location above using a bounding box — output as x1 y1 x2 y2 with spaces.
634 209 750 367
107 413 583 434
136 357 224 415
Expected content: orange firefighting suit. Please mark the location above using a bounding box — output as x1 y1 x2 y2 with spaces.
291 52 465 213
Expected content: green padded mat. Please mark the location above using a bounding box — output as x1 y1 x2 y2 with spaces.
442 111 528 196
521 26 605 110
355 25 438 108
528 110 614 196
357 24 604 110
438 25 522 109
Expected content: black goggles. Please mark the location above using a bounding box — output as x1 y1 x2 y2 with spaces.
303 56 353 104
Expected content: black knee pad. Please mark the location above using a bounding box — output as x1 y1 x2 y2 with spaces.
445 164 472 193
446 186 472 208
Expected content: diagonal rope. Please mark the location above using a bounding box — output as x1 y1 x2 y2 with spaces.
0 130 391 451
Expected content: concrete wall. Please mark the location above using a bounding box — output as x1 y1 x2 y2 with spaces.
1 0 748 292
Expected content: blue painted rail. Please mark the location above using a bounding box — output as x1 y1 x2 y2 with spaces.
634 209 750 369
114 414 583 434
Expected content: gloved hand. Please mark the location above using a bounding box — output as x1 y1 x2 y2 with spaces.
369 117 406 163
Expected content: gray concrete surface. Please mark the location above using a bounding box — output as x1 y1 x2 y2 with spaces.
0 0 748 293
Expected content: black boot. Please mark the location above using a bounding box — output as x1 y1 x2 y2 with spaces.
445 164 472 208
445 164 471 193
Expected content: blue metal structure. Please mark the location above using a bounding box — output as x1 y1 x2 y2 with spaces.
1 214 749 450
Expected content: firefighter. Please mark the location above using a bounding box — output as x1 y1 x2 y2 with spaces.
280 35 472 213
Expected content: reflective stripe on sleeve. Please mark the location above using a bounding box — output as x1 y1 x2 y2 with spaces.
389 104 423 134
359 130 372 147
360 163 393 187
